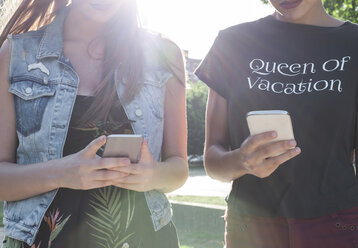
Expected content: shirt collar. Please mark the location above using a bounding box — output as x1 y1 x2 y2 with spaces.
36 7 69 59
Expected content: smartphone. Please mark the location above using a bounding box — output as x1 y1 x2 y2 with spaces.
102 134 143 163
246 110 295 141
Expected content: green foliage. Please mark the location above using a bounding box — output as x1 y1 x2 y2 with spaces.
260 0 358 23
323 0 358 23
87 187 135 248
49 215 70 247
186 81 208 156
168 195 226 206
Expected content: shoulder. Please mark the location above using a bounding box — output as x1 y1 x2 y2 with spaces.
160 36 186 85
7 29 45 58
158 35 184 72
324 21 358 47
0 39 12 110
343 21 358 36
0 39 11 82
206 18 264 55
218 18 263 39
10 28 45 42
140 30 185 84
140 30 183 63
158 35 183 61
0 39 11 63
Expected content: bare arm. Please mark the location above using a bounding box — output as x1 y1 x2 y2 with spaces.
204 88 242 182
157 40 188 192
0 40 65 201
156 67 188 192
204 89 301 182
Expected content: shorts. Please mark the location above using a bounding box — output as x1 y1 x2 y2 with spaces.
225 206 358 248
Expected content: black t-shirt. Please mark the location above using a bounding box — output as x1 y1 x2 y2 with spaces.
195 15 358 219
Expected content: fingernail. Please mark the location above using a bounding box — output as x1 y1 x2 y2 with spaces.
294 147 301 153
289 140 296 147
271 131 277 137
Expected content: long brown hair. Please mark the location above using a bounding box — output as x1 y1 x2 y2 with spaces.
0 0 146 124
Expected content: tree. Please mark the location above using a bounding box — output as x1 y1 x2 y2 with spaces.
260 0 358 23
186 81 208 156
323 0 358 23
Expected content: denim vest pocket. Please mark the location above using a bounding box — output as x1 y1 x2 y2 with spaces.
9 77 56 137
142 76 168 120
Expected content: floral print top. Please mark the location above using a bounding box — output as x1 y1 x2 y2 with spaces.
4 96 179 248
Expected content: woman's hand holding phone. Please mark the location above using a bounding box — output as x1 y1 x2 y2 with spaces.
99 134 161 191
231 110 301 178
236 131 301 178
58 136 132 190
110 140 161 192
58 135 160 192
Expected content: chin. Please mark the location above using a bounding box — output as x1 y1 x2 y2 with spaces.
275 8 311 24
272 0 315 24
72 3 119 24
86 13 114 24
278 13 304 22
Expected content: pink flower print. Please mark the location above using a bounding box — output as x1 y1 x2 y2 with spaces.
43 209 63 232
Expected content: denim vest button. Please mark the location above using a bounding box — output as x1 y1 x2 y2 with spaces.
43 77 49 85
135 109 143 117
25 87 33 94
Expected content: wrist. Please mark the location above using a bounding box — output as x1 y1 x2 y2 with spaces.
152 160 166 192
46 157 67 189
224 149 249 180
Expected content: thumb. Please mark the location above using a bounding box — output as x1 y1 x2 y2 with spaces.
82 135 107 158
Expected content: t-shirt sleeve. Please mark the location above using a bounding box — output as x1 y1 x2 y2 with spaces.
194 31 232 99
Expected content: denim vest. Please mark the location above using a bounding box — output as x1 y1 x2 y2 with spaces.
3 9 173 246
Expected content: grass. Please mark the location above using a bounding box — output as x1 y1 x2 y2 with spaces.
169 195 226 248
168 195 226 206
0 200 225 247
178 230 224 248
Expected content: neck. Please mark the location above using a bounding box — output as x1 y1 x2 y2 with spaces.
63 7 104 44
273 3 344 27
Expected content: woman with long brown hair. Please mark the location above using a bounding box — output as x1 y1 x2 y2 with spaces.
0 0 188 247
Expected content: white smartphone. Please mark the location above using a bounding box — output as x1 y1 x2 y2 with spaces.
246 110 295 141
102 134 143 163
